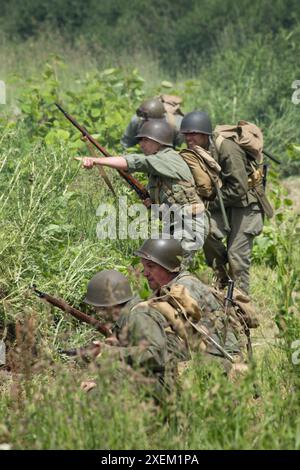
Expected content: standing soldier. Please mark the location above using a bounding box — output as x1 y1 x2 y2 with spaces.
121 97 184 149
77 119 208 263
180 111 265 295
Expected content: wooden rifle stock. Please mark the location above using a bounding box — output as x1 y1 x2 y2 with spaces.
55 103 150 201
31 285 111 337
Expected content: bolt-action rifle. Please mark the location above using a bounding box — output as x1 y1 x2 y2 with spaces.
221 278 234 345
223 279 255 362
31 285 111 337
224 279 235 317
55 103 150 201
213 181 230 233
262 149 281 165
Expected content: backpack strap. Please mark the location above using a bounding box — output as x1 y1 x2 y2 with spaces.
164 290 234 362
153 177 162 204
214 134 225 153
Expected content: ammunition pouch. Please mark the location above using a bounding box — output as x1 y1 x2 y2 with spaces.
162 180 202 207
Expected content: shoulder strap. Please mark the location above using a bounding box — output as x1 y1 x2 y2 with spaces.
162 289 234 362
215 134 225 153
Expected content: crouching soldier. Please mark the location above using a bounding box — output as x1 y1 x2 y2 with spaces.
79 269 189 393
135 238 252 375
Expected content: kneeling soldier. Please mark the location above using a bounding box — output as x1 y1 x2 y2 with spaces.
79 269 188 392
135 238 250 373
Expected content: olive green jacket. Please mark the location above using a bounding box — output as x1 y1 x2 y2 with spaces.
101 298 187 376
210 137 259 209
123 147 202 209
160 271 241 356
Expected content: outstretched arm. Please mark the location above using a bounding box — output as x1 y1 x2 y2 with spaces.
75 156 128 171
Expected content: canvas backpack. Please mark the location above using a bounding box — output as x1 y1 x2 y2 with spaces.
159 94 184 128
213 120 274 218
214 120 264 163
138 282 241 359
179 145 222 201
159 94 184 116
211 286 259 330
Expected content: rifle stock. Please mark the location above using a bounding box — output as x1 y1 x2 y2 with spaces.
55 103 150 201
31 285 111 337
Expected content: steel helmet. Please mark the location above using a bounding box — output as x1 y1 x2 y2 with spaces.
136 98 165 119
84 270 133 307
136 119 174 146
135 239 183 272
180 111 212 135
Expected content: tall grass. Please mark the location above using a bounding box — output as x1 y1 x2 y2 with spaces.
1 343 300 449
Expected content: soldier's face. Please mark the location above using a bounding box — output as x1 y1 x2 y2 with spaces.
184 132 209 150
139 137 161 155
94 305 121 323
141 259 174 290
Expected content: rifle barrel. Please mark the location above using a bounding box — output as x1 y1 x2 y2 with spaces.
262 149 281 165
31 286 111 337
55 103 150 201
214 182 230 233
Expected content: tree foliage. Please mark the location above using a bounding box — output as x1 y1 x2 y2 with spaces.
1 0 300 68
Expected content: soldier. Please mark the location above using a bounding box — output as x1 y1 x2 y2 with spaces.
180 111 264 295
134 238 246 372
121 97 184 149
77 119 208 263
79 269 188 392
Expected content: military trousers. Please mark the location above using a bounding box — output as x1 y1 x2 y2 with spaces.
166 208 209 267
203 203 264 294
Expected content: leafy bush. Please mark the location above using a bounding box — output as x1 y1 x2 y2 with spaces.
15 59 145 152
282 144 300 177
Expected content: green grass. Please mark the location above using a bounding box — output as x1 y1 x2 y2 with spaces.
1 338 300 449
